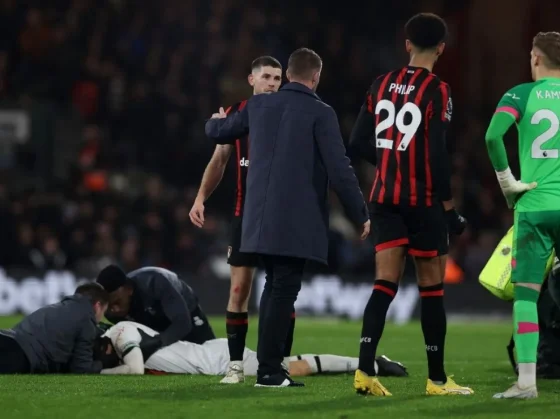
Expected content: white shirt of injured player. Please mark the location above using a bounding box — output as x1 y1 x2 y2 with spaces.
96 321 409 378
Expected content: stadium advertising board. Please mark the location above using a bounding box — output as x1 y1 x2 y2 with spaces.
252 271 511 322
0 267 510 320
0 268 91 316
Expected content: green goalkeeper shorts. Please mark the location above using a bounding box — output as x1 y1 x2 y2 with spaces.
512 210 560 285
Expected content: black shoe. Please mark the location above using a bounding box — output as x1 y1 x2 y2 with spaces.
255 372 305 387
375 355 408 377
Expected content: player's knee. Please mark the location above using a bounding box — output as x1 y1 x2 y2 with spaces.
375 248 406 282
230 267 253 292
376 270 402 283
414 256 445 287
514 283 541 302
227 283 251 311
417 276 442 288
515 282 540 292
228 267 254 311
416 268 443 286
227 294 249 312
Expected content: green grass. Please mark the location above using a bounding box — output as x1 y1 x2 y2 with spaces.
1 316 559 418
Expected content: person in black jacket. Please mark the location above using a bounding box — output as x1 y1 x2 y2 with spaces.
0 282 109 374
206 48 370 387
95 265 215 361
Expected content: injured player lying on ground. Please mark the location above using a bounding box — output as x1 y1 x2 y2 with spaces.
96 321 408 378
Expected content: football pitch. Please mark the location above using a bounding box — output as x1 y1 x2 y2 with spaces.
1 316 559 418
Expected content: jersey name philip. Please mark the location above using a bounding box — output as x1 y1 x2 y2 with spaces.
388 83 415 95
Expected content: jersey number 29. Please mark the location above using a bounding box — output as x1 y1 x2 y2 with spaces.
532 109 560 159
375 100 422 151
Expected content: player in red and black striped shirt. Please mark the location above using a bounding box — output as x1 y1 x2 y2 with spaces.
189 56 288 384
358 66 451 208
350 13 472 397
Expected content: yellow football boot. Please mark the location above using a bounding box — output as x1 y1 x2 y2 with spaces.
354 369 392 396
426 376 474 395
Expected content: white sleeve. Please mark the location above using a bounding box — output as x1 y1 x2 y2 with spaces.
114 325 142 359
101 347 145 375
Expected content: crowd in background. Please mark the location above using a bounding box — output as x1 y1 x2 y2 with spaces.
0 0 558 281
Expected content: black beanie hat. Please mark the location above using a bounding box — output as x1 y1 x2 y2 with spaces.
96 265 127 293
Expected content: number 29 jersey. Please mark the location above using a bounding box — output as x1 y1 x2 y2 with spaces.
494 78 560 212
366 66 452 207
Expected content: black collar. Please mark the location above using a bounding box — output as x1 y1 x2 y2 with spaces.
280 82 321 100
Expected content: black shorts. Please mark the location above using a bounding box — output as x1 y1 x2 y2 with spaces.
227 216 259 267
370 202 449 257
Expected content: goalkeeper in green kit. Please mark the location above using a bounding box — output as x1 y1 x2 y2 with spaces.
485 32 560 400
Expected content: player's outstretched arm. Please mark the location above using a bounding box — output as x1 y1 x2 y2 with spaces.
190 144 233 228
205 104 249 144
101 347 144 375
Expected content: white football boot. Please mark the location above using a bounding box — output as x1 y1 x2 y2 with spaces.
220 361 245 384
493 383 538 399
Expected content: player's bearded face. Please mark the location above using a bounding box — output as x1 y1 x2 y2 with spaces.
250 66 282 94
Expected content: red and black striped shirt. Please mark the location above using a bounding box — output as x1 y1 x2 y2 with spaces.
349 66 453 207
224 100 249 217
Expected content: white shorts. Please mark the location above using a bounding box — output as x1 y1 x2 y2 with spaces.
144 338 259 376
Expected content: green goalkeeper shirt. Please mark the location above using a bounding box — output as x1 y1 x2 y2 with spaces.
485 78 560 212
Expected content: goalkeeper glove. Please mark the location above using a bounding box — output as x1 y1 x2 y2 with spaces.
138 329 163 361
495 168 537 209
